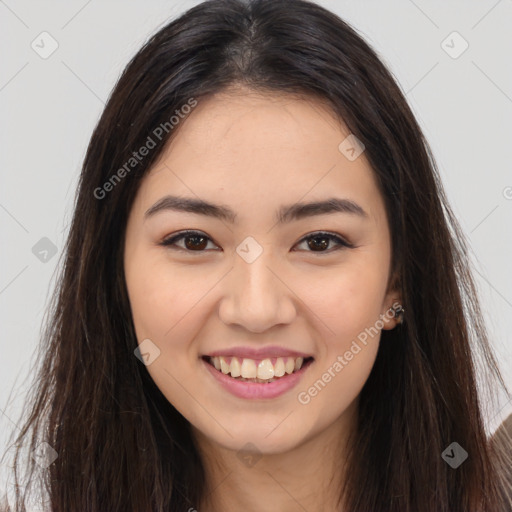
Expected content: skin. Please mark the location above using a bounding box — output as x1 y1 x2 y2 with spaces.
124 87 402 512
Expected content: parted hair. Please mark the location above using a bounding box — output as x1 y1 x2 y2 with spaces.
2 0 511 510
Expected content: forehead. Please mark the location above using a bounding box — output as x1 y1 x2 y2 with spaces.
136 89 386 227
165 89 346 157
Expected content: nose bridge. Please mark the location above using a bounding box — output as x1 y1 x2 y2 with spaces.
219 247 296 332
239 254 277 305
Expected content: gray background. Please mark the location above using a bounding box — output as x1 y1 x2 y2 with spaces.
1 0 511 499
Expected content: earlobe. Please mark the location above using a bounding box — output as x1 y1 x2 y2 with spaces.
381 294 404 330
390 302 404 328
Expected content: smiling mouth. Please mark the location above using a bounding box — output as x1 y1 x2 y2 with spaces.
202 355 315 383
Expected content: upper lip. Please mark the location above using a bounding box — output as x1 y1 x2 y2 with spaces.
204 345 313 360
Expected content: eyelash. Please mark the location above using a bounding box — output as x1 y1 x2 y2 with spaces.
159 230 355 254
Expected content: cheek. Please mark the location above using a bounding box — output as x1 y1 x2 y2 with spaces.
294 257 386 407
124 263 199 413
125 256 211 418
126 254 206 342
300 259 388 346
297 273 383 421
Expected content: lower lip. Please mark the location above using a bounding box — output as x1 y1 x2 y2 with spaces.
202 357 314 399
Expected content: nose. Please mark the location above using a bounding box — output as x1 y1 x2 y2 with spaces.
218 251 297 333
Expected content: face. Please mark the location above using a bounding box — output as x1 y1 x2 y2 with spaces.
124 89 401 456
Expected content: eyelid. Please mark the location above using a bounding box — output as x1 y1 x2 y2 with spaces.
159 229 355 253
293 231 355 251
160 230 220 252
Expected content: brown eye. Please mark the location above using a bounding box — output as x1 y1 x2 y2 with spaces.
160 231 217 252
183 234 208 250
307 235 330 251
294 232 354 253
160 230 354 254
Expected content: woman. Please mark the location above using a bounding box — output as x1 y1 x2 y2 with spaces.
2 0 511 510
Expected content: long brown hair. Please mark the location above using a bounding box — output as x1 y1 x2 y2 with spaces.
2 0 511 510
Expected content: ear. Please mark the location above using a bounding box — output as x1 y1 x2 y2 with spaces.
381 292 404 330
381 270 404 330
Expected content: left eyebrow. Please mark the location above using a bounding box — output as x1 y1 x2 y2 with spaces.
144 195 369 224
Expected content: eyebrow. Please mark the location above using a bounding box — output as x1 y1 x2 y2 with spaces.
144 195 369 224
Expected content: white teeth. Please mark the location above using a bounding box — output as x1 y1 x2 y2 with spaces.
274 357 285 377
257 359 274 379
284 357 295 375
240 358 257 378
220 356 230 374
230 357 241 377
208 355 309 380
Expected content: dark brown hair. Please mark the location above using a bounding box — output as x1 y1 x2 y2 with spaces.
2 0 511 510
